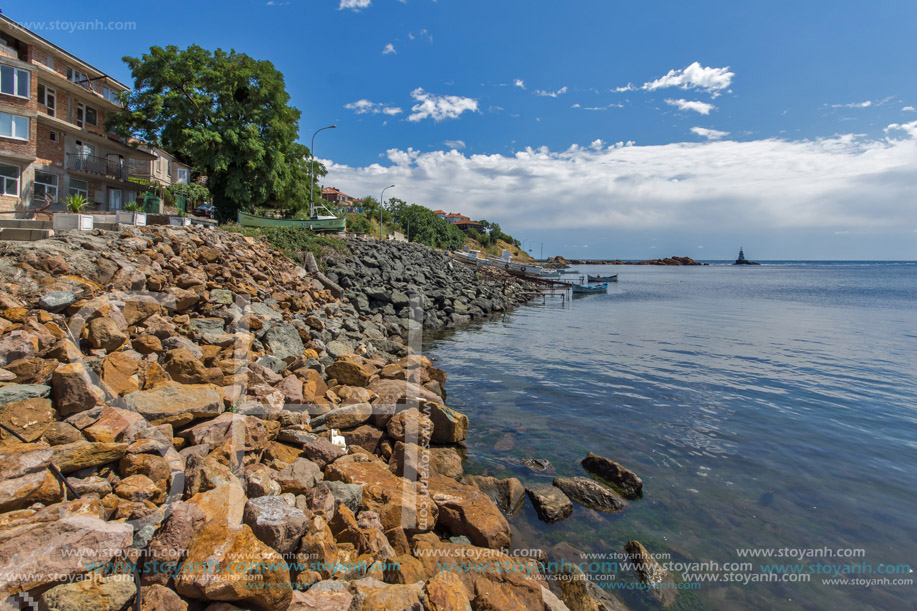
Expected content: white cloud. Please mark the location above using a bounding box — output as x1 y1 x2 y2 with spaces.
666 98 716 115
444 140 466 150
339 0 371 10
690 127 730 140
382 43 396 55
613 84 636 92
831 100 872 108
901 106 916 112
571 103 624 111
344 99 402 115
885 120 917 138
514 79 525 89
642 62 734 93
534 86 568 98
408 28 433 43
265 1 291 5
407 88 478 122
324 126 917 237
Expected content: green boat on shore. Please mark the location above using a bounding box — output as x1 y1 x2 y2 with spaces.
237 210 346 233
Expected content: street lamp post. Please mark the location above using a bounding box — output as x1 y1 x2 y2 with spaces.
310 125 336 217
380 184 394 240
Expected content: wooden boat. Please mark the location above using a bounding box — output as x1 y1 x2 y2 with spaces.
237 210 346 233
571 282 607 294
587 274 618 282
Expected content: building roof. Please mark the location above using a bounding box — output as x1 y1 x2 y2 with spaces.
433 209 446 214
0 14 130 90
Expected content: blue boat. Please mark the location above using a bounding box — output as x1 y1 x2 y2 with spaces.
587 274 618 282
571 282 608 294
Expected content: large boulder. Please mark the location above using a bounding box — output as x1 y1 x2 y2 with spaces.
40 574 136 611
0 443 52 512
462 475 526 515
581 452 643 499
181 412 269 451
51 363 105 416
51 441 129 473
174 520 293 610
264 323 305 360
243 495 309 555
273 458 323 495
326 356 373 387
0 397 54 442
624 540 678 607
429 473 512 549
553 476 627 513
324 458 437 534
123 384 224 427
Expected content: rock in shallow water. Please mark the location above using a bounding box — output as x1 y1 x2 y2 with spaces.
581 452 643 499
526 483 574 524
553 476 627 513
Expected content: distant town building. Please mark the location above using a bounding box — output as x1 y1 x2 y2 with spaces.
433 209 446 219
322 186 363 212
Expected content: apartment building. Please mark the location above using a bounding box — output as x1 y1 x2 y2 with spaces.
0 15 154 213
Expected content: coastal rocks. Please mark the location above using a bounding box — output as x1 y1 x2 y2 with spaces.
0 397 54 442
429 473 513 548
274 458 323 495
461 475 526 515
624 540 678 607
51 441 128 473
553 477 627 513
326 356 373 387
38 290 76 312
174 520 293 610
264 322 305 360
526 483 574 524
317 481 363 514
0 383 50 407
51 362 105 416
581 452 643 499
350 577 425 610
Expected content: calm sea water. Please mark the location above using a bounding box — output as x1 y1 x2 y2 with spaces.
424 262 917 610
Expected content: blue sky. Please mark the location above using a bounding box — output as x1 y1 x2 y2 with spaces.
14 0 917 259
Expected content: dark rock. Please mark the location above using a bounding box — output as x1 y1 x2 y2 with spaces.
526 483 573 524
581 452 643 498
553 476 627 513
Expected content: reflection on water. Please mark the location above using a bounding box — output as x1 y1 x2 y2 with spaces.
424 262 917 610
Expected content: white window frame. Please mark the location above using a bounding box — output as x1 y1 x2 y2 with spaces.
176 167 190 184
0 64 30 99
74 140 95 157
68 178 88 199
37 84 56 117
0 112 29 141
76 102 98 128
67 67 90 88
34 170 59 202
0 162 20 197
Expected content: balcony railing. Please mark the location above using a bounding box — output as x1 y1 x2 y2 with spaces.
66 154 129 181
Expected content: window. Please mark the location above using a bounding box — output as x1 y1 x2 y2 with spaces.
74 140 95 157
0 163 19 197
0 65 30 98
37 84 56 117
176 168 190 184
68 178 88 199
49 131 58 142
0 112 29 141
102 87 120 104
67 67 90 88
34 171 59 202
76 103 98 128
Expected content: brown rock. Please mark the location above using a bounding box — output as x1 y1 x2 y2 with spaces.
140 584 188 611
325 356 372 387
40 574 137 611
581 452 643 499
273 458 322 495
288 582 353 610
624 540 678 607
83 406 145 443
52 441 128 473
123 384 224 426
161 348 222 385
122 298 163 326
119 453 172 491
389 441 431 479
132 334 163 355
45 338 83 363
165 287 200 311
51 362 106 416
386 407 434 446
174 520 292 610
181 412 269 451
429 446 464 479
428 403 469 444
429 473 512 549
350 577 425 610
325 459 437 534
383 553 427 585
2 357 56 384
425 570 473 611
0 443 52 512
340 424 384 454
0 398 54 443
115 473 165 503
100 351 140 396
87 316 128 352
187 484 246 526
461 475 526 515
143 501 207 586
42 421 84 445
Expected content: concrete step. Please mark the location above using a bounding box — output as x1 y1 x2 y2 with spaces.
0 228 55 241
0 219 53 230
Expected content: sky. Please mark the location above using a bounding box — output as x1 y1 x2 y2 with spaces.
13 0 917 259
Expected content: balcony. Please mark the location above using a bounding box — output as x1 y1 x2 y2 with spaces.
66 154 130 181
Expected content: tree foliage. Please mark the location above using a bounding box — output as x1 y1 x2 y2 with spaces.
390 203 465 250
107 45 319 220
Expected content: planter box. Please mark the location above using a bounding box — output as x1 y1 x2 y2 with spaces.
168 216 191 226
118 211 147 226
52 214 94 231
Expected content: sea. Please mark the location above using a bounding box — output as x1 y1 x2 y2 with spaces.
423 261 917 610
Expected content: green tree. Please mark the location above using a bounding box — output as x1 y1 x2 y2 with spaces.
107 45 317 220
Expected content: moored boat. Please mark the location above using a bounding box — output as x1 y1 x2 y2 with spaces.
237 210 346 233
586 274 618 282
571 282 608 294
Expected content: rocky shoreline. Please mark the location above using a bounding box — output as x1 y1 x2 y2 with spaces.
0 226 665 610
